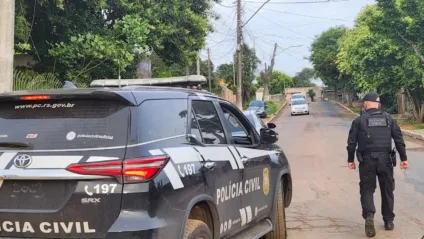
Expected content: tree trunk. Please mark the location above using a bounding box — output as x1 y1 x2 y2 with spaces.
419 104 424 123
261 71 269 101
334 86 338 101
347 91 353 107
263 83 269 101
405 89 422 122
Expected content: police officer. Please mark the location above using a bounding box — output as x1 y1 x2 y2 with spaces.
346 92 409 237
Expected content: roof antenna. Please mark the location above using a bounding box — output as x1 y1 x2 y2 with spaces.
118 59 122 88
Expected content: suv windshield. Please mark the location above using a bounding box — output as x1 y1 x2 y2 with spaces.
292 100 307 105
0 99 129 150
249 101 264 107
292 95 304 99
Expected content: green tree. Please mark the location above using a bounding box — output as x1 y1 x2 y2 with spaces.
15 0 218 82
216 63 234 86
240 44 261 105
368 0 424 64
307 89 316 102
257 71 293 95
216 44 259 105
292 68 316 87
338 4 424 121
310 26 352 100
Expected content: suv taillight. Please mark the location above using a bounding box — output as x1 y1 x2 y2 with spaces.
66 156 168 183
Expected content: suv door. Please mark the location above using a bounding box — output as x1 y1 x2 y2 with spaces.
190 99 243 237
218 101 274 229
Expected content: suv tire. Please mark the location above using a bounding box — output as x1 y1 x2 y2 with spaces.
265 182 287 239
183 219 212 239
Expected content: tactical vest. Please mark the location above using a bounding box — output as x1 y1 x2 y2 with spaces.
357 111 392 152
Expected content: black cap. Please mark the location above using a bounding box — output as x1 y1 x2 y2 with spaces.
361 92 380 103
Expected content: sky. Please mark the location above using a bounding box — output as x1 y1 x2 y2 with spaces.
201 0 376 85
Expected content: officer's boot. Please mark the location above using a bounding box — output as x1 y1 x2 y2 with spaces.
384 221 394 231
365 214 376 237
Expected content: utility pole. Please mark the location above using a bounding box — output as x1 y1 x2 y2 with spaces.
207 48 212 92
233 52 236 85
269 43 278 80
263 43 278 101
196 52 200 75
236 0 243 109
0 0 15 93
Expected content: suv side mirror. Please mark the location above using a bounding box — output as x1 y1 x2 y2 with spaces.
260 128 278 144
267 122 276 129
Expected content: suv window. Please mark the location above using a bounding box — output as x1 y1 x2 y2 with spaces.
0 100 129 150
190 109 203 141
224 112 248 138
221 103 257 145
191 100 226 145
139 99 188 142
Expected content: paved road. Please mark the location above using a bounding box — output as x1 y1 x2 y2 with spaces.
273 101 424 239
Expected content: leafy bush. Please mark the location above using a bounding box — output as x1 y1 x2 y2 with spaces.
307 89 316 101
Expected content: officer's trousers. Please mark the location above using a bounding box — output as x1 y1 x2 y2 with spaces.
359 152 395 222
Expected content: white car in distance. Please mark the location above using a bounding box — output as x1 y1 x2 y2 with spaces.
290 93 306 103
290 98 310 116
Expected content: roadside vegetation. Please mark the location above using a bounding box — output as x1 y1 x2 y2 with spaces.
311 0 424 123
266 101 285 117
341 101 424 131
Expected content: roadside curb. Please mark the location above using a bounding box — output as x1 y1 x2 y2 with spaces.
333 100 424 142
333 100 359 116
266 102 287 123
401 129 424 141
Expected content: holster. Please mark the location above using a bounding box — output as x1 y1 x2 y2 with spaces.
356 151 364 163
390 147 397 167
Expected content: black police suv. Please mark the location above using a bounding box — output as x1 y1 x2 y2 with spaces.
0 87 292 239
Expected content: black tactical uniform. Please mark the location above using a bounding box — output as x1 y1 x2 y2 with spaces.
347 93 407 235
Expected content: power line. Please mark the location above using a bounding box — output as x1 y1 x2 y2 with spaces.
208 7 236 49
209 35 236 49
261 8 350 21
245 0 349 4
214 8 236 31
211 43 236 61
216 2 236 8
257 32 310 40
252 11 314 39
242 0 271 28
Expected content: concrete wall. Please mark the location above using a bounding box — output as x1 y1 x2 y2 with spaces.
256 88 264 101
269 94 284 102
218 85 236 104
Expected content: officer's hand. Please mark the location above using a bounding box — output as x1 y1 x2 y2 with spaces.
400 161 409 169
348 162 356 170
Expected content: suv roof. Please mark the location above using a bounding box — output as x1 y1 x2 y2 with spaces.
90 75 207 87
0 86 219 106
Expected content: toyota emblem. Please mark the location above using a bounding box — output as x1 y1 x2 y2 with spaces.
13 154 33 168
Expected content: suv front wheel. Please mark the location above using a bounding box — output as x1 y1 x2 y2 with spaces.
265 182 287 239
183 219 213 239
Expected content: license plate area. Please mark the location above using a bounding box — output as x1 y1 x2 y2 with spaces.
0 180 77 210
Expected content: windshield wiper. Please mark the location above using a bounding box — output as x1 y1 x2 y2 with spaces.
0 142 33 149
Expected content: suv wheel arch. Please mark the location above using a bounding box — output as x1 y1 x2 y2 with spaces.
180 195 220 239
282 173 292 207
270 170 292 227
